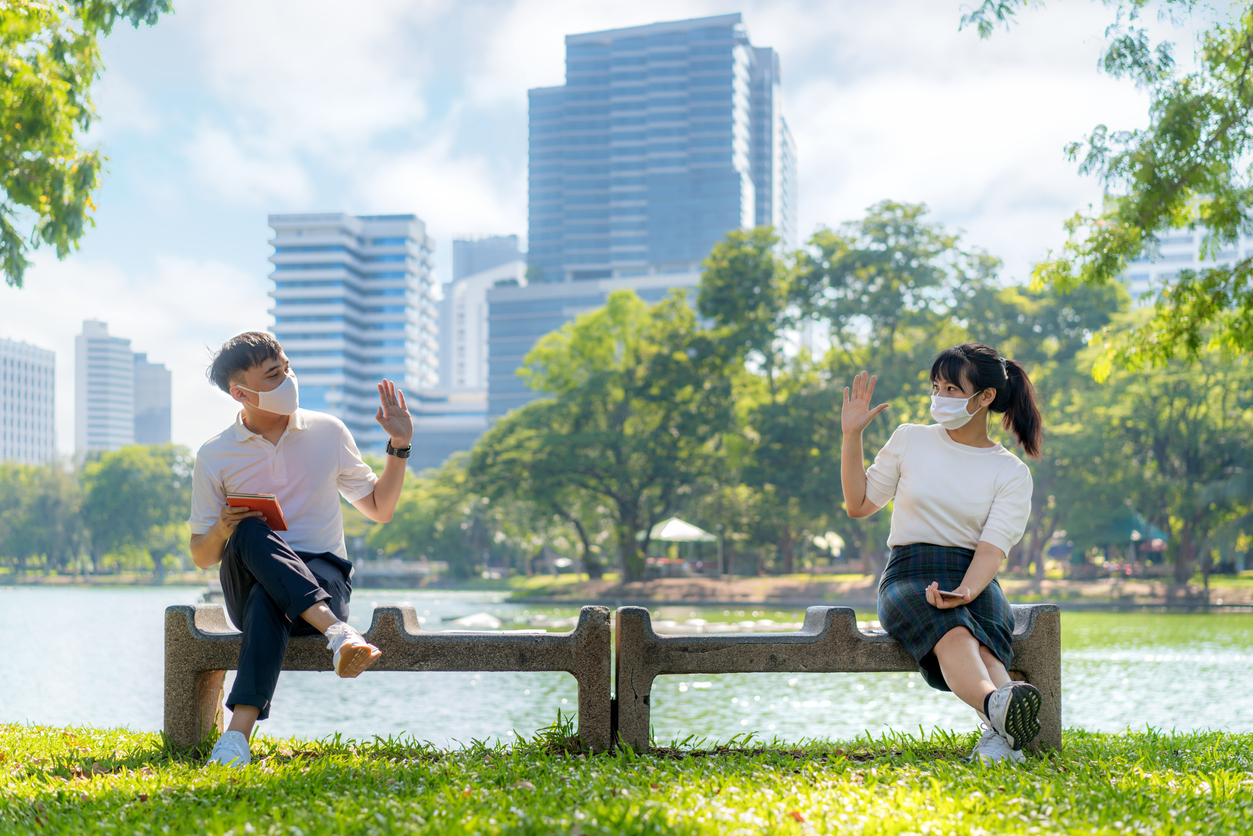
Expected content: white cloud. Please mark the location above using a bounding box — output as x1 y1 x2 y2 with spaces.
184 125 315 206
0 255 273 456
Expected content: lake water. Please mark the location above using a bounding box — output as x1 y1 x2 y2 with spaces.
0 587 1248 747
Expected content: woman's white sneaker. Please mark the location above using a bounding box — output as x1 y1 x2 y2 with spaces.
325 622 381 678
965 724 1025 765
985 680 1042 751
205 730 251 768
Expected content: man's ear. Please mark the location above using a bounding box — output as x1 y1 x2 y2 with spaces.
229 383 250 405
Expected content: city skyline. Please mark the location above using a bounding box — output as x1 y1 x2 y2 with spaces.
0 1 1158 454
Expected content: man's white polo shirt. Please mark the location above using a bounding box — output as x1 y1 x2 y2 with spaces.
189 409 378 560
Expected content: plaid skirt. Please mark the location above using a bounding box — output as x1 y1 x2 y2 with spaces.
876 543 1014 692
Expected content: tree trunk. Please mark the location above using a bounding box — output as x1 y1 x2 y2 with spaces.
565 513 604 580
618 523 646 582
1174 523 1194 586
778 522 794 575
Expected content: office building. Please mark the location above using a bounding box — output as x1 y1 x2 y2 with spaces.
1123 231 1253 300
451 235 521 283
527 13 797 284
267 213 438 454
0 337 55 464
75 320 135 453
133 353 172 445
487 270 701 416
439 259 526 391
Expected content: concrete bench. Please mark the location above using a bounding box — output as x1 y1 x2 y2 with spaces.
614 604 1061 752
164 603 612 751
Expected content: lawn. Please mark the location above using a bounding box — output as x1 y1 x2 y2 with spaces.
1 722 1249 835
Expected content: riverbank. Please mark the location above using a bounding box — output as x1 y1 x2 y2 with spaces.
503 573 1253 609
1 723 1248 835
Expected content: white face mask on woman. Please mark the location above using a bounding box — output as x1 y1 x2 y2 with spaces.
930 392 979 430
235 373 300 416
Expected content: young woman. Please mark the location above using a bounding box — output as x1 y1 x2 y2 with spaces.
840 343 1044 763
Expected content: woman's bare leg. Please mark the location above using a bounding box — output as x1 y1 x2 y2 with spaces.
979 645 1011 690
932 626 997 712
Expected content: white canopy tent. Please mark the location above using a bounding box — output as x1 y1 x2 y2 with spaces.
637 517 718 543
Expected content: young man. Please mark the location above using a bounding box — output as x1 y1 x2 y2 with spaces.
189 332 413 768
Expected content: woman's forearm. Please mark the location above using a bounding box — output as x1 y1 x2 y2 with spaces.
957 541 1005 598
841 430 871 517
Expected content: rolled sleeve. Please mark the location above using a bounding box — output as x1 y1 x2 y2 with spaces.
188 453 225 535
979 465 1034 555
863 424 911 508
336 424 379 503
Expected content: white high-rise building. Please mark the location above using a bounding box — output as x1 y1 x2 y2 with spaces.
1 337 55 465
267 213 438 454
442 260 526 391
1123 231 1253 300
75 320 135 453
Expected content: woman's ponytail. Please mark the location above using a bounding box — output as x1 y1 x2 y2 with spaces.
1001 359 1042 460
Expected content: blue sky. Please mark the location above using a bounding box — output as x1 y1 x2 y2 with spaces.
0 0 1172 454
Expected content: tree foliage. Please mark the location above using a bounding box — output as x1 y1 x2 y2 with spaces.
1 0 171 287
965 1 1253 372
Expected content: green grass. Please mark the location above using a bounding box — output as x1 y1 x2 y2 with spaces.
2 723 1250 834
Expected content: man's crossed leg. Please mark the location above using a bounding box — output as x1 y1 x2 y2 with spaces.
206 518 380 767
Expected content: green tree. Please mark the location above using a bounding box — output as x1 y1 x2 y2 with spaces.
0 459 83 573
2 0 172 287
964 1 1253 370
473 290 737 581
81 444 191 576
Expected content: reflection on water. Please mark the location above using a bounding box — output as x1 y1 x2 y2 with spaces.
0 587 1248 746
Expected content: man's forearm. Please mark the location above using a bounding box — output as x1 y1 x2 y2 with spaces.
841 431 869 517
190 523 229 570
369 452 408 521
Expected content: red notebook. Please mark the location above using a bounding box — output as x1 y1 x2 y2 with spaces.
226 492 288 531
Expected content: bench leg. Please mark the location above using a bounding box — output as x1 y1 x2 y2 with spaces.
1011 609 1062 753
165 669 226 749
575 673 612 753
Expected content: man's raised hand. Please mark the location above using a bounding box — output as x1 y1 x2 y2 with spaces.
842 371 889 435
374 378 413 447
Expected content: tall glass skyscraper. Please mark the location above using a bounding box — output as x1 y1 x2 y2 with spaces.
527 13 797 283
267 213 437 453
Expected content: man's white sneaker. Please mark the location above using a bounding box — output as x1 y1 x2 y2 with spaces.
325 621 381 678
965 724 1025 765
984 680 1042 751
205 730 251 768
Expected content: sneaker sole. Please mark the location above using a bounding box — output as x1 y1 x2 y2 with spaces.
335 643 381 678
1001 683 1042 750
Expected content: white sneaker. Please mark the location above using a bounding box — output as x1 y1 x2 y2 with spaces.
205 730 251 768
325 621 381 678
984 680 1042 751
965 724 1025 765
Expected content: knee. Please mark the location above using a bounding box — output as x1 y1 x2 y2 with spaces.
235 517 272 537
934 625 975 654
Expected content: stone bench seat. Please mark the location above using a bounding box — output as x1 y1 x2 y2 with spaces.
164 604 612 751
614 603 1061 752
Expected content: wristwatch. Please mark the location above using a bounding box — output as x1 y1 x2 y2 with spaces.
386 440 412 459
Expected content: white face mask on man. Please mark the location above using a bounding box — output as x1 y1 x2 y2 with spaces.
235 373 300 416
929 391 980 430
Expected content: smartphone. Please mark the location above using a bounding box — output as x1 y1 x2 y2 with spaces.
937 589 965 599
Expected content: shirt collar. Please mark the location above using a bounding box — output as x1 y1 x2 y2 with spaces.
229 408 307 442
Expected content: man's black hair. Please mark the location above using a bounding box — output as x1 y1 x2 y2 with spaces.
208 332 283 393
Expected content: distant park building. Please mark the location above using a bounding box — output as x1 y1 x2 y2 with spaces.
75 320 135 453
527 12 798 284
267 213 438 454
133 352 172 444
0 336 55 465
439 235 524 391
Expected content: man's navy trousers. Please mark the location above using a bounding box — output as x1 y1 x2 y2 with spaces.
219 517 353 720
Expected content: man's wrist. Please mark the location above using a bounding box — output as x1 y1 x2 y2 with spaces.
389 437 412 449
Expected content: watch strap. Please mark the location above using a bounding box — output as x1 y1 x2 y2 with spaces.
386 440 412 459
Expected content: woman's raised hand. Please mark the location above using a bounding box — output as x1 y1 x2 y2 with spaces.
842 371 889 434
